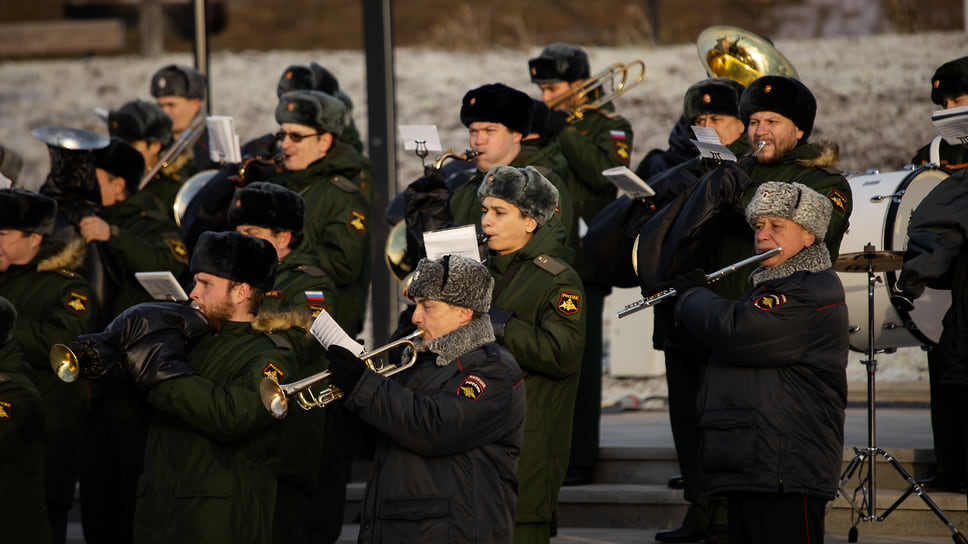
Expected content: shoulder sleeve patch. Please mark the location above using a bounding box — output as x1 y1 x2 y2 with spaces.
349 210 366 233
827 189 849 214
330 176 360 193
557 292 581 315
0 398 12 421
533 254 567 275
753 293 787 311
295 265 326 278
164 237 189 263
457 375 487 401
263 362 286 382
66 291 90 314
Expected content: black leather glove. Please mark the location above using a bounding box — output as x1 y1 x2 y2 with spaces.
670 268 708 296
121 328 198 395
326 344 367 394
489 306 514 341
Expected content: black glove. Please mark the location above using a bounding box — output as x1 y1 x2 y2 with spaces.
545 109 569 140
670 268 708 296
121 329 197 395
326 344 367 394
488 306 514 341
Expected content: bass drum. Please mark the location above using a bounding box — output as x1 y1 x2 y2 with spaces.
838 165 952 352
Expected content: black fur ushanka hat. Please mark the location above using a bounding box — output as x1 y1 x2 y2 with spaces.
189 231 277 292
459 83 534 135
0 188 57 236
275 90 346 137
739 75 816 142
226 182 305 235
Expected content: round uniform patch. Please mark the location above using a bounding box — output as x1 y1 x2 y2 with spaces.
754 293 787 311
828 189 848 214
558 292 581 315
458 375 487 401
263 362 285 382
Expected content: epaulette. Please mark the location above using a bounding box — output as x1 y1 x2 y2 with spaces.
533 254 567 276
295 265 326 278
265 332 293 350
329 176 360 193
818 165 843 175
55 269 79 279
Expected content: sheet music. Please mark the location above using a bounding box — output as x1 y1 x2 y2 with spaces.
690 125 737 162
206 116 242 163
423 224 482 262
309 310 365 355
932 105 968 146
399 125 443 152
135 271 188 301
602 166 656 199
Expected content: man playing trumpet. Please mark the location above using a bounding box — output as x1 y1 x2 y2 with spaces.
664 182 848 543
324 254 526 544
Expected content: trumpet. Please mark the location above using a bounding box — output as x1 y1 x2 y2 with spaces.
260 329 424 419
618 247 783 318
546 60 646 123
433 148 481 170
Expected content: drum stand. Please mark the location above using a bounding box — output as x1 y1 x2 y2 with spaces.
836 244 967 543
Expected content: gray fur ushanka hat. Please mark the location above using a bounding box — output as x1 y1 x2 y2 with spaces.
408 254 493 313
745 181 832 241
528 42 590 84
478 165 559 227
275 90 346 136
150 64 207 99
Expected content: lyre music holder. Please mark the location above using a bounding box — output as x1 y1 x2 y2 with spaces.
836 243 967 543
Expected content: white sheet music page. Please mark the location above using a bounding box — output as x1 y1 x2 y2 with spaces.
206 116 242 163
310 310 365 355
602 166 656 199
135 271 188 301
423 224 482 262
690 125 737 162
932 105 968 146
399 125 443 152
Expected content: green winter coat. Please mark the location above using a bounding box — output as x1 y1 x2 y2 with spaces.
98 196 190 320
268 141 372 337
133 320 296 544
0 340 49 544
487 220 585 524
557 105 633 226
0 238 99 527
142 168 185 221
712 142 853 301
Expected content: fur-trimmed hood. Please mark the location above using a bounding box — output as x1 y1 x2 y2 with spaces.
793 141 839 170
413 315 496 367
36 235 87 273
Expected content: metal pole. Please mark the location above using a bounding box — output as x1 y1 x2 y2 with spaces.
140 0 163 57
193 0 211 113
363 0 397 345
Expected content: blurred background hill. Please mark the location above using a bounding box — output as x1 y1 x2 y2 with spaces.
3 0 962 57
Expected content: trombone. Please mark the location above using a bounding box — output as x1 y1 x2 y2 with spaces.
260 329 424 419
546 60 646 123
140 112 207 190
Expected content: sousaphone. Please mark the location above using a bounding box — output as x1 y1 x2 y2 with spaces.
696 25 799 85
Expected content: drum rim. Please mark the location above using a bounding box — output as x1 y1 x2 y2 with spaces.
882 164 952 349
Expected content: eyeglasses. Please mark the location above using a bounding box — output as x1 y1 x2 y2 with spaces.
275 130 323 143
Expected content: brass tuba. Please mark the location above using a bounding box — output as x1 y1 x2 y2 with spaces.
260 329 424 419
696 25 799 86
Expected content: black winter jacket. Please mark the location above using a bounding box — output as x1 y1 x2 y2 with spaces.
344 316 526 544
896 168 968 385
675 243 849 499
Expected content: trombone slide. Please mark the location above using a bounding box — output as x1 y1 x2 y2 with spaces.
617 247 782 318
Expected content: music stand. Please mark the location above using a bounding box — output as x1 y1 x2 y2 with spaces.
834 243 967 543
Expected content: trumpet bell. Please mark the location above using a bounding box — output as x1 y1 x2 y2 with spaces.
260 377 289 419
31 126 110 151
172 169 218 227
50 343 80 383
697 25 799 86
385 221 412 282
